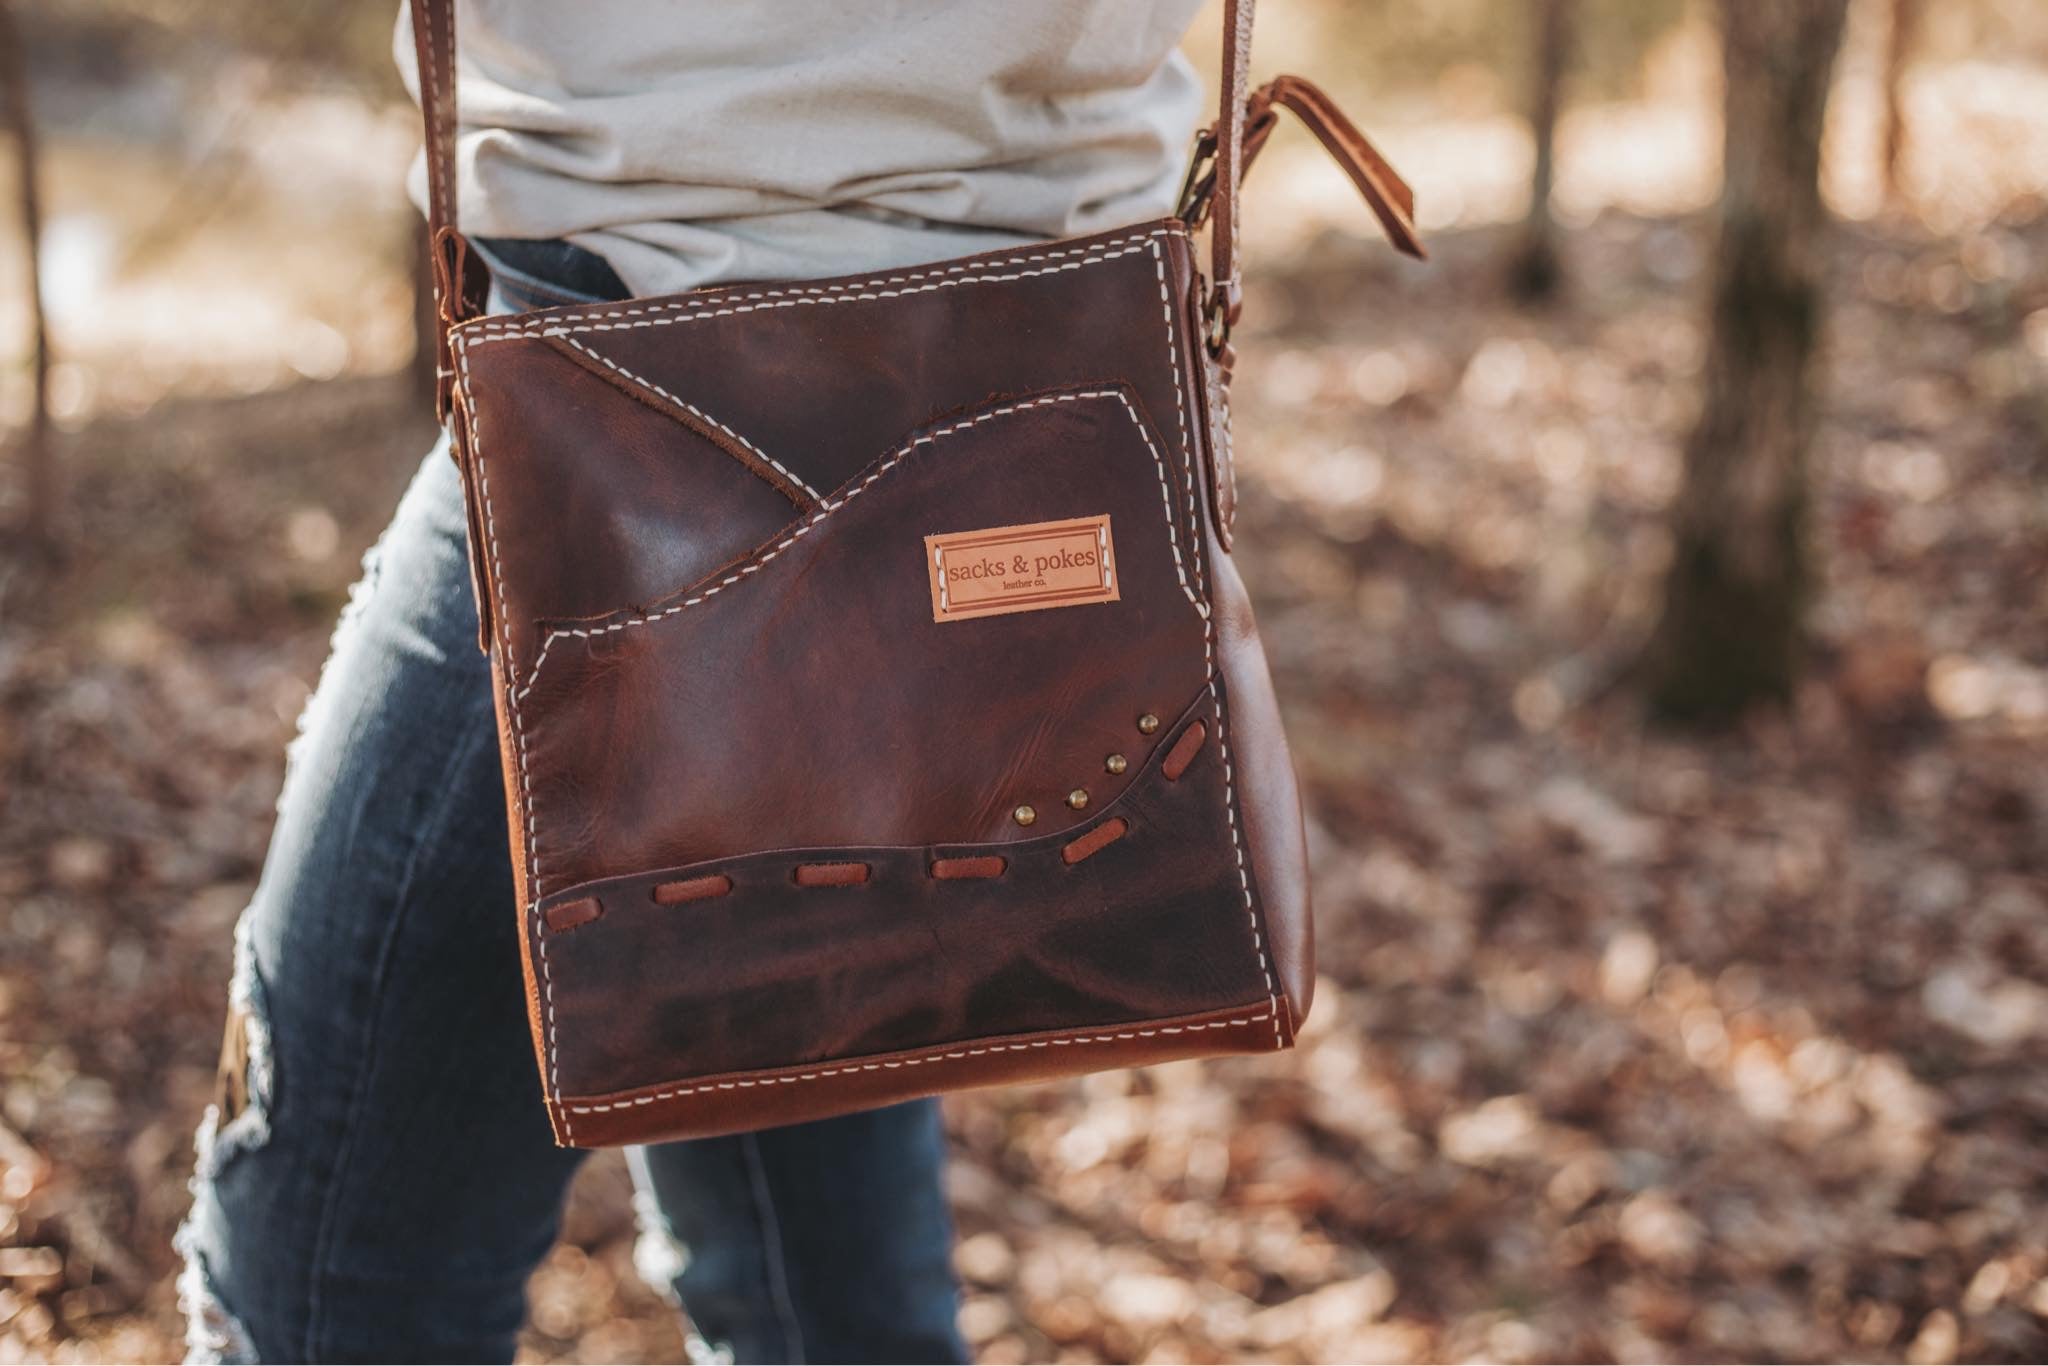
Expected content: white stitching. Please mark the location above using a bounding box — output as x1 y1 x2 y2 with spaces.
1211 680 1277 1046
1220 10 1249 309
418 2 439 225
457 230 1184 344
460 234 1183 1130
1148 238 1283 1050
1210 352 1239 533
553 335 822 502
423 0 454 233
512 387 1198 705
1151 244 1208 603
454 333 573 1142
1221 371 1238 513
564 1010 1272 1113
460 230 1178 337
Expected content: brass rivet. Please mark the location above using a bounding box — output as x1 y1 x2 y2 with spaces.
1067 788 1090 810
1105 754 1128 775
1013 804 1037 827
1137 713 1160 735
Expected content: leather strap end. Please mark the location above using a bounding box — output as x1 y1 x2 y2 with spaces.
1246 75 1426 261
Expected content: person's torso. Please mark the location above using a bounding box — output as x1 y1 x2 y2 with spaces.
399 0 1208 297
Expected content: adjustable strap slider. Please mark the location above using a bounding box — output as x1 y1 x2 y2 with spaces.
429 225 492 424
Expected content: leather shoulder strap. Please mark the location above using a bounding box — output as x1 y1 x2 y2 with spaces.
410 0 458 246
408 0 489 421
1211 0 1256 332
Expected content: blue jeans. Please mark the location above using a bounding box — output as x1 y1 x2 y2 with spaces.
176 243 966 1364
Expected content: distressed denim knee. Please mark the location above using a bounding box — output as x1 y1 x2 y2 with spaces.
172 448 585 1362
176 915 272 1364
172 255 964 1361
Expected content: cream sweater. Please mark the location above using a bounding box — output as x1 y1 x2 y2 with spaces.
397 0 1207 296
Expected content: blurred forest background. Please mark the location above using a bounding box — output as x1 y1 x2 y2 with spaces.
2 0 2046 1361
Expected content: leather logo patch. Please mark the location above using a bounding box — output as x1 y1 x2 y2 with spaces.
925 515 1119 623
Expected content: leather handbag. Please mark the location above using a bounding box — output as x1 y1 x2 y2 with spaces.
409 0 1422 1147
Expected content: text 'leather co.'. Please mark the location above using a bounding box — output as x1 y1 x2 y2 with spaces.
924 515 1120 623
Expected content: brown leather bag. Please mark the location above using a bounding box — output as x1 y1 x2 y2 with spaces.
409 0 1421 1147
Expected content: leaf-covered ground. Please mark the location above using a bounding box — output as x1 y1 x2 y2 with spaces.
2 206 2044 1363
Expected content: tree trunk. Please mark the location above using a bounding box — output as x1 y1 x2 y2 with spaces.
1642 0 1848 725
1509 0 1573 301
1880 0 1920 203
0 0 52 558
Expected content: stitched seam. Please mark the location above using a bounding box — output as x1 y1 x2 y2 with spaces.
1209 670 1278 1047
554 336 822 502
1149 238 1282 1050
456 229 1185 343
565 1011 1271 1113
420 1 443 232
1222 372 1237 509
455 332 571 1140
1152 242 1208 607
1221 8 1249 304
1211 354 1239 529
513 387 1198 704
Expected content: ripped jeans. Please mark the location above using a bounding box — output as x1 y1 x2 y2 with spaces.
176 241 967 1364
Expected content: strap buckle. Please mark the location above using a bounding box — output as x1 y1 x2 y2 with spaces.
1176 128 1221 226
1204 279 1240 358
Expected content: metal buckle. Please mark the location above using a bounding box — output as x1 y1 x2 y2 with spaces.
1203 279 1243 358
1177 128 1220 226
